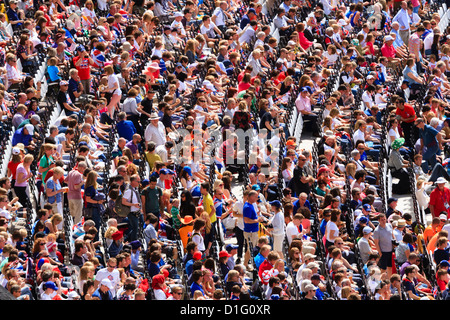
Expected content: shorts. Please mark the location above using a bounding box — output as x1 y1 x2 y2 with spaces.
379 251 393 269
272 234 284 252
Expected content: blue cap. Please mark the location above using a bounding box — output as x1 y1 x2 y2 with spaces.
440 260 450 267
141 179 149 187
159 169 169 175
167 169 175 175
252 184 261 191
302 86 312 94
130 240 142 250
359 216 369 224
44 281 58 291
248 8 256 14
226 244 239 252
362 204 372 212
269 200 282 208
183 166 192 176
77 45 86 52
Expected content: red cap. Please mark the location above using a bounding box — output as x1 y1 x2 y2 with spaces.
193 251 202 260
219 250 231 258
162 268 169 278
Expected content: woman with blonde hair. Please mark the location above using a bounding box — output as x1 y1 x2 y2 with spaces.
104 226 119 249
345 162 357 183
45 213 63 238
102 64 122 117
78 263 95 291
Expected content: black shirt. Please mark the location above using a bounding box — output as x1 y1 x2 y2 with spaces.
259 111 274 131
291 165 310 196
57 90 72 113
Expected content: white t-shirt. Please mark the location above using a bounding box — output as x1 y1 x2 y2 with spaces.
212 7 226 26
325 221 339 243
82 7 96 27
424 32 434 51
192 233 205 251
108 74 122 96
200 22 217 38
95 268 121 296
233 200 245 230
239 27 256 45
353 129 365 144
286 221 300 245
388 127 400 146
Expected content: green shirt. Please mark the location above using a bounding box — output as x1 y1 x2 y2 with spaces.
141 186 162 215
39 154 54 183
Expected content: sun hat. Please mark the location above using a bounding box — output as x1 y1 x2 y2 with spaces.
149 113 159 120
397 219 406 227
391 137 405 150
436 177 447 184
180 215 194 225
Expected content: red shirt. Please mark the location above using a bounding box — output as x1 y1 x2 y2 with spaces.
429 187 450 218
381 43 396 59
73 56 92 81
258 259 273 285
7 160 21 180
395 104 416 123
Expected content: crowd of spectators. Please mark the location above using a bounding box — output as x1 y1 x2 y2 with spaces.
0 0 450 302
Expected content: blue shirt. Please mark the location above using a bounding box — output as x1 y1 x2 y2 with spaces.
68 78 80 103
420 124 439 149
116 120 136 141
293 199 311 215
190 282 205 298
240 15 251 29
46 177 61 204
243 202 258 233
47 65 60 82
12 127 32 147
254 252 265 269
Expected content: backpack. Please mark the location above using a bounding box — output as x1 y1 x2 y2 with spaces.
115 186 132 217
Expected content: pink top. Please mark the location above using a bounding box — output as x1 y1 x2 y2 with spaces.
298 32 313 50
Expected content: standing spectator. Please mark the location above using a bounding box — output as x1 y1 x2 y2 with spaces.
373 214 394 277
66 162 87 225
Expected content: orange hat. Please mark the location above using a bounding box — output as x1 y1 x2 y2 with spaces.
286 140 297 146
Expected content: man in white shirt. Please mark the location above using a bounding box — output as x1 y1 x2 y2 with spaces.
286 213 304 246
392 1 411 46
94 257 121 297
144 113 166 148
424 28 440 56
358 226 377 264
212 1 230 33
122 174 142 242
238 21 257 46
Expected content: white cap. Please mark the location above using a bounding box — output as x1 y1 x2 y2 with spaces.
385 35 393 41
100 278 113 290
0 209 12 220
173 11 183 17
363 226 373 234
439 213 448 221
67 291 80 300
24 124 34 134
12 147 20 155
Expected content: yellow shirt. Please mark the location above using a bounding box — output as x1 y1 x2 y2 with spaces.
145 152 161 171
202 193 216 224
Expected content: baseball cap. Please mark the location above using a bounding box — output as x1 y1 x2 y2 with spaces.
173 11 183 17
301 86 312 94
130 240 142 250
0 209 11 220
24 124 34 134
226 244 239 252
59 80 69 86
252 184 261 191
219 250 231 258
67 291 80 300
304 284 316 292
363 226 373 234
362 204 372 212
269 200 281 208
248 8 256 14
439 213 448 221
193 251 202 260
159 169 169 175
100 278 113 290
44 281 58 291
440 260 450 267
183 166 192 176
31 114 41 123
111 230 124 241
304 253 317 260
387 197 398 205
286 140 297 146
385 35 393 41
359 216 369 224
12 147 20 155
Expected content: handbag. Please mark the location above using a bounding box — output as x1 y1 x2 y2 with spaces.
83 206 94 220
